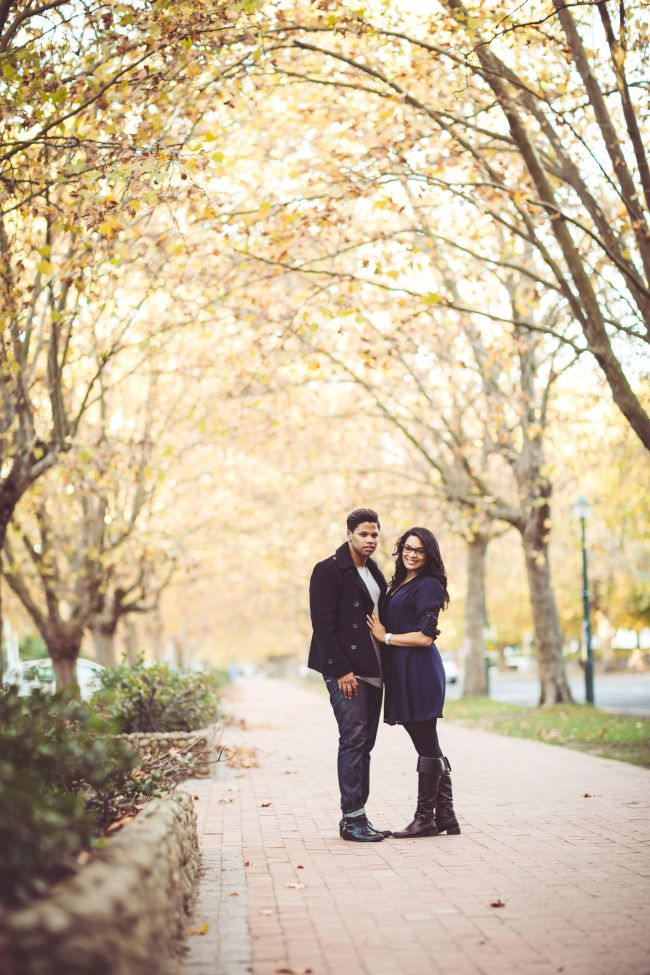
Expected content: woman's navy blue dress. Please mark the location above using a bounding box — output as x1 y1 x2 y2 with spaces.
382 575 446 725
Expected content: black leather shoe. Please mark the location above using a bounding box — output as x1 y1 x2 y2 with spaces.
339 815 385 842
392 812 439 838
366 820 392 838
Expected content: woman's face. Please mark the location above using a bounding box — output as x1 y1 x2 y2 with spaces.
402 534 427 573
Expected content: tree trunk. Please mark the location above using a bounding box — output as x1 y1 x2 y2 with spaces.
521 533 572 705
149 609 165 662
592 582 617 672
0 452 59 665
50 652 80 695
0 509 14 678
91 625 117 668
122 616 139 665
462 533 489 696
0 548 5 679
594 610 617 672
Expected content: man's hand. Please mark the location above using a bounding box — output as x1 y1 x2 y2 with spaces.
338 671 358 699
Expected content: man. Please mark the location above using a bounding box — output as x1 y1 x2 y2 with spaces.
308 508 390 842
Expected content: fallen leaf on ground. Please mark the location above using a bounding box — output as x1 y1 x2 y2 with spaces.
258 909 273 916
193 794 200 800
261 801 272 807
76 851 91 866
275 969 313 974
188 920 209 935
229 892 239 897
244 860 251 866
583 792 594 798
218 798 234 804
286 882 306 889
106 814 135 834
490 899 505 908
225 745 259 769
297 864 304 869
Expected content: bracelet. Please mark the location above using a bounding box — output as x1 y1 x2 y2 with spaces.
385 633 393 645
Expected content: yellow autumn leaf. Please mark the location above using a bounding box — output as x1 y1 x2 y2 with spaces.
98 217 123 240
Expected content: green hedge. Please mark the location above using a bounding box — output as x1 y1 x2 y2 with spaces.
1 661 226 906
90 658 225 733
0 688 159 907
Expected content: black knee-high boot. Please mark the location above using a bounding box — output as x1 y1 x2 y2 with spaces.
392 756 445 838
435 756 460 835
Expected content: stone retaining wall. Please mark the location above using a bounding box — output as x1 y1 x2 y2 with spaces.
118 723 220 778
0 791 199 975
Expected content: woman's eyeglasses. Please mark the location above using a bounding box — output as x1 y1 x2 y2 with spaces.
403 545 425 557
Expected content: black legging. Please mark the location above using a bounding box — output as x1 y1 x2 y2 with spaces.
403 718 442 759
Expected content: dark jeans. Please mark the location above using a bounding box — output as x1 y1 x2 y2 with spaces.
324 677 382 815
403 718 442 759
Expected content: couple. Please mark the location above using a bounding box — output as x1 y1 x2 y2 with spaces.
308 507 460 842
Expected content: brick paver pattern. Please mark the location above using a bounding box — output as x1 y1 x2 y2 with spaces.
182 678 650 975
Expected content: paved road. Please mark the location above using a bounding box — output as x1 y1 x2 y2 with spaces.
181 678 650 975
447 670 650 715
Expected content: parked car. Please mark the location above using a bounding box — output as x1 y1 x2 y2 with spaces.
3 658 105 700
504 653 533 673
441 654 459 684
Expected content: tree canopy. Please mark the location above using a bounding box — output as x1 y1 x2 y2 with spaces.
1 0 648 698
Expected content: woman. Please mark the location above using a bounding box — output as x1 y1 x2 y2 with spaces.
367 527 460 838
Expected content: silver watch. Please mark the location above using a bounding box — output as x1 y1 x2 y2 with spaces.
385 632 393 645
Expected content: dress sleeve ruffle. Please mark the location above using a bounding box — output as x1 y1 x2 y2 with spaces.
418 610 441 639
415 577 445 640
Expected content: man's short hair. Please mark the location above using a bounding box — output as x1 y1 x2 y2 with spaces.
347 508 380 533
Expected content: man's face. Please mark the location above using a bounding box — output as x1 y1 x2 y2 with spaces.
347 521 380 559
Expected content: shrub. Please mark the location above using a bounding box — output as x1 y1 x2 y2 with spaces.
19 630 48 660
90 658 224 733
0 687 149 906
0 680 213 909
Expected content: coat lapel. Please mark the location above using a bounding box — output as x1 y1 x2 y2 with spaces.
353 569 374 608
334 542 386 608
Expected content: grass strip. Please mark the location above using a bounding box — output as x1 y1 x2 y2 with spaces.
445 697 650 768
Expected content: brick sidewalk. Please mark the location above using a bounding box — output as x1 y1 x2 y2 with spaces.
181 678 650 975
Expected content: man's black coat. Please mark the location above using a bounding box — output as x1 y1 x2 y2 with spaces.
308 542 388 680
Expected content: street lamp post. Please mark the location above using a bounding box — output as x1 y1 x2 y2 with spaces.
573 495 594 705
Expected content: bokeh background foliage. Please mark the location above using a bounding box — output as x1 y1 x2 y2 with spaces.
0 0 648 702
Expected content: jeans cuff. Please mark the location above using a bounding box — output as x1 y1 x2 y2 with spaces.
343 806 366 818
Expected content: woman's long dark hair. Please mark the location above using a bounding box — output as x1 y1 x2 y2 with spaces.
388 526 450 608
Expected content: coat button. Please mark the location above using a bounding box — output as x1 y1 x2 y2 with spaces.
353 623 358 629
327 658 333 664
354 601 359 607
351 644 357 650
